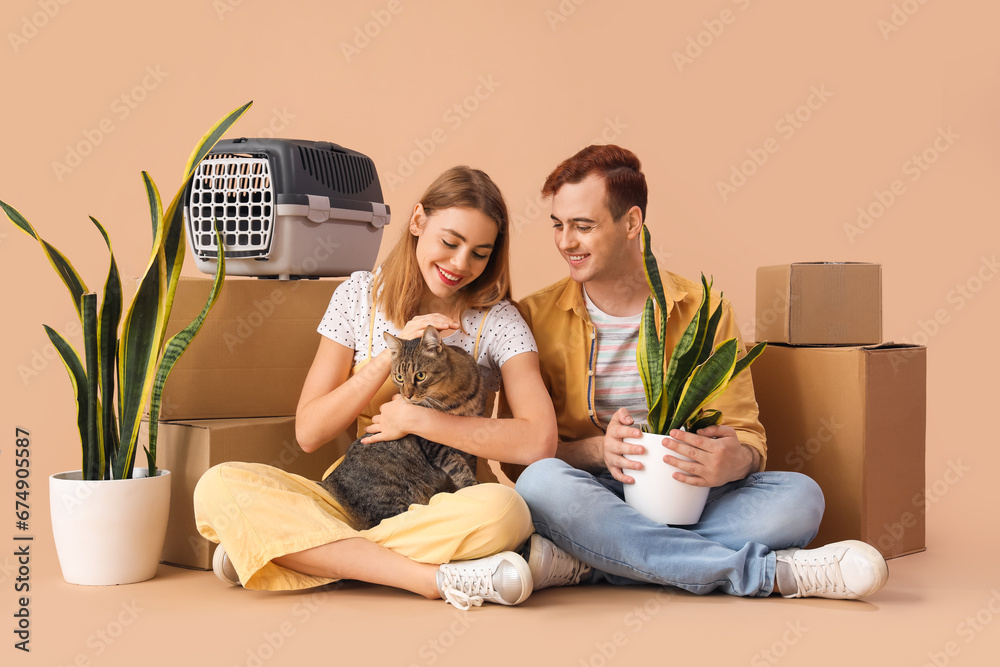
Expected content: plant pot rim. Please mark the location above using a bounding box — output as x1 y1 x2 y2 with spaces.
50 468 171 482
637 425 685 435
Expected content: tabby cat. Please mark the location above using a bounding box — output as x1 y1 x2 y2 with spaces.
320 326 485 530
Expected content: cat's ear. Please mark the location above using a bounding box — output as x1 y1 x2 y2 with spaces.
383 331 403 353
421 325 444 353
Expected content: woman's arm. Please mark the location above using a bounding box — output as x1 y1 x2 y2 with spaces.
295 336 392 452
364 351 558 465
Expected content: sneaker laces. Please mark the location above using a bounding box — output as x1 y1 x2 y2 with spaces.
438 567 494 611
788 552 848 597
539 544 590 588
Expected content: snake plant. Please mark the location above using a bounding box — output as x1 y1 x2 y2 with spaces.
637 224 766 435
2 101 252 480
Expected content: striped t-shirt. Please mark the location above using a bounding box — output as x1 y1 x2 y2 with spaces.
583 287 649 427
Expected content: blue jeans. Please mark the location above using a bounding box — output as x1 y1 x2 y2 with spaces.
515 459 824 597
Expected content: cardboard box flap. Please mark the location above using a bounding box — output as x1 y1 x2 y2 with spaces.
760 341 921 351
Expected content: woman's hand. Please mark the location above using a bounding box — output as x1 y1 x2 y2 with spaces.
399 313 460 340
362 395 424 443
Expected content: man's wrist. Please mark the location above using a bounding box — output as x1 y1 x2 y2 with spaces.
741 443 760 476
554 436 607 473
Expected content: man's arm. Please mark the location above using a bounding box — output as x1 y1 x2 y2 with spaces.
554 436 606 473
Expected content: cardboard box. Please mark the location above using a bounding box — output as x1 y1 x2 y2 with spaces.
751 343 926 559
140 416 355 570
155 276 344 420
756 263 882 345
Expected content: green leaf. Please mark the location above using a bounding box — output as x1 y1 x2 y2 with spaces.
115 247 164 480
146 225 226 475
733 341 767 380
639 225 668 318
154 174 188 348
116 102 252 479
154 100 251 367
699 291 724 369
43 326 96 479
637 225 668 432
664 274 714 423
181 101 253 180
143 171 163 252
81 292 104 480
636 296 662 425
0 198 38 238
669 338 739 431
686 409 722 432
90 216 121 477
1 200 89 318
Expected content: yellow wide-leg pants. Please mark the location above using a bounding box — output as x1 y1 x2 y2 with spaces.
193 462 533 591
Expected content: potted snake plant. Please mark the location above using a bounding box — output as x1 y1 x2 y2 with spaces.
623 224 766 525
1 101 251 585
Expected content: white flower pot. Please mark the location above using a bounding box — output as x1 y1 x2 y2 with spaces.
49 468 171 586
622 432 709 525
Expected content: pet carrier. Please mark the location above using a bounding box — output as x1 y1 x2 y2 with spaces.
184 138 390 279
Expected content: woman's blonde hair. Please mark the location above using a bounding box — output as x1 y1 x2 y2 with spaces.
374 165 512 327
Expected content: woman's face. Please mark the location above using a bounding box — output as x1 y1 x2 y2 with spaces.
410 205 498 307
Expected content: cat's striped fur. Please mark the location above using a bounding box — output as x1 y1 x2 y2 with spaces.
321 326 484 530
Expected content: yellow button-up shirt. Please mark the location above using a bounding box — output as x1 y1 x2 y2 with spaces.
501 270 766 481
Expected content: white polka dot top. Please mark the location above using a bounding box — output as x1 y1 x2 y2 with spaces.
316 272 537 392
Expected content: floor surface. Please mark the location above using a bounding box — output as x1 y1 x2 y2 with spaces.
15 514 1000 667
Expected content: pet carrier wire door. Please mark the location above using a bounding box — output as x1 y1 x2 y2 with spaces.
184 138 390 279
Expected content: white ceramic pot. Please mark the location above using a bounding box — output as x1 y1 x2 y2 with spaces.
49 468 171 586
622 432 709 525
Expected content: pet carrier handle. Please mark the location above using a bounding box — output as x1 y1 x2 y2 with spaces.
276 194 390 230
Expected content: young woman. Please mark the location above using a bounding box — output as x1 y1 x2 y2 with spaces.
194 166 558 609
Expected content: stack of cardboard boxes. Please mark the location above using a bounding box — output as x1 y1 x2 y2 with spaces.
750 263 926 559
139 277 354 569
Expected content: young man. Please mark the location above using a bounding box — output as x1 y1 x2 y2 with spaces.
507 145 888 599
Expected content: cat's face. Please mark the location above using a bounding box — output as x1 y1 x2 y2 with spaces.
384 327 450 404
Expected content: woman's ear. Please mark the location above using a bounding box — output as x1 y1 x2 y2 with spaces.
409 203 427 236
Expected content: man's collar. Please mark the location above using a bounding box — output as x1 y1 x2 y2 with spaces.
555 277 584 312
660 271 689 315
556 271 690 317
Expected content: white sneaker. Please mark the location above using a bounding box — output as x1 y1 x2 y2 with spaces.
212 545 241 586
524 534 591 590
775 540 888 600
436 552 533 610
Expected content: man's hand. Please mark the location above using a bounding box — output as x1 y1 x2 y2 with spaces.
605 408 646 484
663 424 756 487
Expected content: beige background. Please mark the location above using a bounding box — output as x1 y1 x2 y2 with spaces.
1 0 998 665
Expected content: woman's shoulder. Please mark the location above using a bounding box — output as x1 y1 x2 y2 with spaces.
480 299 528 325
343 270 375 289
479 300 535 349
331 271 375 300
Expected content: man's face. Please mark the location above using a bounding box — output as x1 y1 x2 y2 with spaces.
550 173 632 286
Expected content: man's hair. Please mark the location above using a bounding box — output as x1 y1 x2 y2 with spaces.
541 144 647 221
